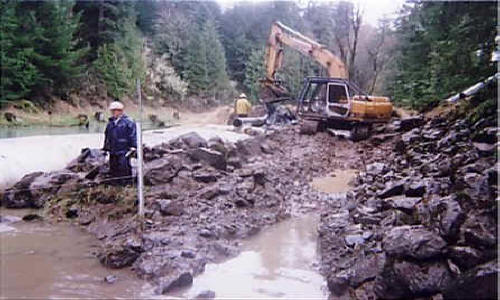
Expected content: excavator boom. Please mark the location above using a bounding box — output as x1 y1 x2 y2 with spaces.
264 22 348 92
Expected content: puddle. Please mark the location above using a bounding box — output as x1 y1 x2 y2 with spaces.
0 209 145 299
311 169 358 194
181 214 327 299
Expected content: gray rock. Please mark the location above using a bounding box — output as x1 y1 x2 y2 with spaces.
104 275 117 284
436 196 465 241
378 181 405 199
3 172 44 208
99 246 141 269
344 234 365 247
462 214 497 248
156 199 184 216
192 170 218 183
398 116 424 132
180 249 196 259
443 260 498 300
199 229 215 238
235 138 263 157
157 272 193 294
66 148 107 173
402 128 421 144
383 225 447 259
144 156 184 185
473 142 496 156
187 148 227 170
366 162 388 176
405 182 426 197
179 132 208 148
448 246 487 270
333 253 386 290
195 290 216 299
374 260 452 299
386 196 420 214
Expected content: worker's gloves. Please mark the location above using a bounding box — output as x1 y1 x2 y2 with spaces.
125 147 137 158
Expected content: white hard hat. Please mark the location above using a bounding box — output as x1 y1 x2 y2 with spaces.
239 93 247 98
108 101 124 111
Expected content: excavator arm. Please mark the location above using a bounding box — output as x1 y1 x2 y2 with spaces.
263 22 348 98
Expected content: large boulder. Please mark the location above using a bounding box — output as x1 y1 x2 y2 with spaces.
3 171 79 208
435 196 465 241
144 156 184 185
2 172 43 208
327 253 386 296
187 148 226 170
156 271 193 294
374 260 452 299
66 148 107 173
378 181 405 199
178 132 208 148
443 260 498 300
397 116 425 132
382 225 447 260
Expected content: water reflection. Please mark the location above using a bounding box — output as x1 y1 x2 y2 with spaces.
184 215 327 299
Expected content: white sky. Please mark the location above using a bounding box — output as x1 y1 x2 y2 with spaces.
216 0 406 25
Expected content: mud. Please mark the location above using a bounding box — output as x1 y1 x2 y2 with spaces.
0 209 146 299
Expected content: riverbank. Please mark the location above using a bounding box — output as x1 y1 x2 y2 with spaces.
0 98 232 129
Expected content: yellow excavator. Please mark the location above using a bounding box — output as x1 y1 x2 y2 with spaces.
262 22 393 140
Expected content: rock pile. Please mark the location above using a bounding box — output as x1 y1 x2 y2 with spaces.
319 113 498 299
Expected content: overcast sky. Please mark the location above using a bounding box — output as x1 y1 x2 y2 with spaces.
216 0 407 25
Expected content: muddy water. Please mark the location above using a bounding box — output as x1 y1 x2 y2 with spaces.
311 169 358 194
173 169 358 299
181 215 326 299
1 165 356 299
0 209 145 299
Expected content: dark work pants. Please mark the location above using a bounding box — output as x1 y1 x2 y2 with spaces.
109 154 132 185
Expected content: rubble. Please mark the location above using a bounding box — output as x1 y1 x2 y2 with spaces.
319 109 498 299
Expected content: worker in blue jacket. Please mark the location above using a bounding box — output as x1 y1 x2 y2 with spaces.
103 101 137 185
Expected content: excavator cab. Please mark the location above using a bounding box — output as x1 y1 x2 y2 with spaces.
297 77 358 119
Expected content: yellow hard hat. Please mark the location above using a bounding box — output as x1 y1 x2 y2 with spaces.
239 93 247 98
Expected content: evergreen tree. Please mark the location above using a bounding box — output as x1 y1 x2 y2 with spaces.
203 19 230 96
0 1 40 102
183 30 209 93
30 1 87 96
389 2 496 110
183 18 230 97
243 48 265 101
90 2 145 98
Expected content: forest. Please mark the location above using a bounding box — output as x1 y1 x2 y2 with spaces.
0 0 497 111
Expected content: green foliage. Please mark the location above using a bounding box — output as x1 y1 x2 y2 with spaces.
30 1 88 95
1 1 86 102
244 48 266 101
220 1 304 89
93 44 133 98
0 1 40 102
183 18 230 97
389 2 497 110
91 2 145 99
